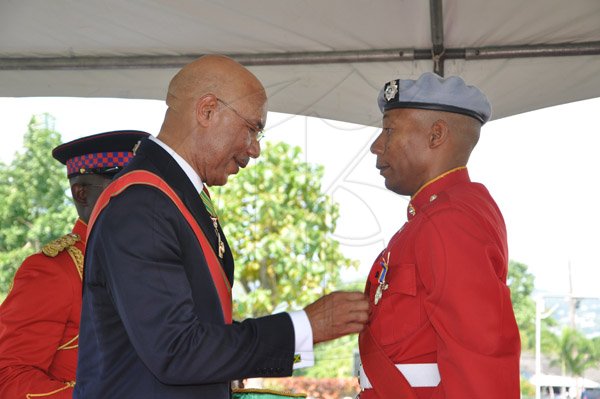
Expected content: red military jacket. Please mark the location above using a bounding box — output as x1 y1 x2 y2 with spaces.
360 168 521 399
0 219 86 398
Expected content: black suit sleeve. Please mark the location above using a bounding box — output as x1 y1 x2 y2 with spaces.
89 185 295 384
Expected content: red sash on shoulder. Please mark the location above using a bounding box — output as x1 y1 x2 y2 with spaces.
88 170 233 324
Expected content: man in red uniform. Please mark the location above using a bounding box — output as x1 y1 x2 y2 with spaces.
358 73 521 398
0 130 149 398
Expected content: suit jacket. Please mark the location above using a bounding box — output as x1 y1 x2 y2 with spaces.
0 219 86 399
74 139 295 399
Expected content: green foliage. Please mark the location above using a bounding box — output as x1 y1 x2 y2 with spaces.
263 376 359 398
594 336 600 358
215 141 360 378
0 114 76 296
214 141 357 320
294 335 358 378
521 376 536 398
545 327 600 377
508 260 537 350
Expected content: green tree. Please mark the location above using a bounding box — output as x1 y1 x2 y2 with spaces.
215 142 360 378
295 279 365 378
543 327 600 398
297 334 358 378
593 336 600 360
545 327 600 377
0 114 76 297
507 260 537 350
214 141 357 319
521 376 536 399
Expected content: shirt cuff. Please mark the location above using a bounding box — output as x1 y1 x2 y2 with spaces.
288 310 314 369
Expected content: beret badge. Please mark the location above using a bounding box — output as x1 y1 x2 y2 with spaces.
384 80 398 102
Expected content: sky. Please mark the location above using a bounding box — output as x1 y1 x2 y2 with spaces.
1 95 599 298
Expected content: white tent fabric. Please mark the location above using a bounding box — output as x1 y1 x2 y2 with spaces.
1 0 599 126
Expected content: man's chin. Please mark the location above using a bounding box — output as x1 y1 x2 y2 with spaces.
213 176 229 186
384 180 401 194
204 173 229 187
209 166 241 186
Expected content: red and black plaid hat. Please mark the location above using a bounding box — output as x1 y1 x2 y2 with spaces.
52 130 150 178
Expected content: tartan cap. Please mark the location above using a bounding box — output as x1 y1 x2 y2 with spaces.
52 130 150 178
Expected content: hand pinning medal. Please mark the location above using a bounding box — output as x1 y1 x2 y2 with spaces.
374 252 390 305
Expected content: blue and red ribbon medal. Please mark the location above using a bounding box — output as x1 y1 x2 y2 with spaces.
374 252 390 305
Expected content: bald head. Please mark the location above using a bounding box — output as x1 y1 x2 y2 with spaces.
159 55 267 142
157 55 267 186
166 55 266 112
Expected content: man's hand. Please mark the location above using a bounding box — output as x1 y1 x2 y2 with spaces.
304 291 369 344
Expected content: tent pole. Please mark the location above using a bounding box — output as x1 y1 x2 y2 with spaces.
1 42 599 70
429 0 445 76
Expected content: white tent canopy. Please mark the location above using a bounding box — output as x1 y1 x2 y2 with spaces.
1 0 599 126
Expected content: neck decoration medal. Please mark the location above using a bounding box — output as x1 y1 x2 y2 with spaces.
211 217 225 259
200 187 225 259
374 252 390 305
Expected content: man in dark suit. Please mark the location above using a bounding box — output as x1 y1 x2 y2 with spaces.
74 55 369 398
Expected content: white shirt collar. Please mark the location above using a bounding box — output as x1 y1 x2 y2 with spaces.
148 135 204 194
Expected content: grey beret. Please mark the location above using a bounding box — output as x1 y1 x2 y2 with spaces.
377 72 492 124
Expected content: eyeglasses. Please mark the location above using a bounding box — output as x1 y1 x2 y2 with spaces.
216 98 265 142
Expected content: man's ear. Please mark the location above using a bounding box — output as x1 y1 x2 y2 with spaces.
195 94 219 128
71 183 88 206
429 119 449 148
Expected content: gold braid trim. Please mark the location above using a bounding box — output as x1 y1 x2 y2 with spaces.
26 381 75 398
66 246 84 280
411 166 467 200
57 334 78 351
6 234 82 296
42 234 80 258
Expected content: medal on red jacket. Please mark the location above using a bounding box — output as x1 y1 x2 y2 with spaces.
374 252 390 305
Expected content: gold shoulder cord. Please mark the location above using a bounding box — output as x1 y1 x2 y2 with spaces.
66 246 84 281
42 233 80 258
26 381 75 398
56 334 78 351
41 233 83 280
6 234 82 296
42 234 84 352
59 244 83 351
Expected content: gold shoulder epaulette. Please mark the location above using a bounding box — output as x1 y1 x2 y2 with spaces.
42 233 81 257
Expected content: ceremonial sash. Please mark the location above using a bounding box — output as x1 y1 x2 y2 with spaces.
88 170 233 324
359 326 417 398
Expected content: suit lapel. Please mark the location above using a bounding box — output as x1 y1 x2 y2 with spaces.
132 139 234 283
